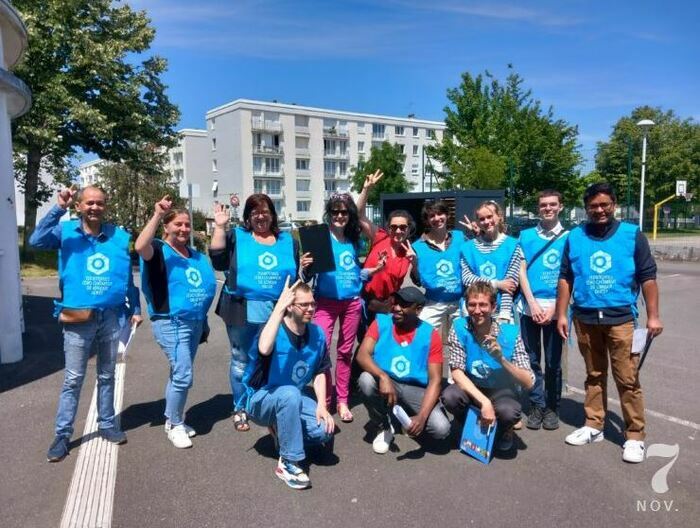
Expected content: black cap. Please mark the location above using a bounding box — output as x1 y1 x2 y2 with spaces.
394 286 426 305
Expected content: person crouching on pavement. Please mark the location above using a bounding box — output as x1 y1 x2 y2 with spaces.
243 279 335 490
442 283 534 453
356 287 451 454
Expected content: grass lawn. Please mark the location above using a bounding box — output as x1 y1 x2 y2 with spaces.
653 229 700 239
18 240 58 279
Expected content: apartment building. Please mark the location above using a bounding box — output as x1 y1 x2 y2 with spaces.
205 99 445 221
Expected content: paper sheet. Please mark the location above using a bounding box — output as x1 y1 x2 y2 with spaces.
118 322 138 355
632 328 649 355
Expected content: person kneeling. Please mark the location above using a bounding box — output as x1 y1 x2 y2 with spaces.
356 287 451 454
442 283 534 453
243 280 335 490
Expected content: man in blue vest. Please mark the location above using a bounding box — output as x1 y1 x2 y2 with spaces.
518 189 569 431
356 287 451 454
30 186 142 462
556 182 663 464
442 283 534 452
244 279 334 490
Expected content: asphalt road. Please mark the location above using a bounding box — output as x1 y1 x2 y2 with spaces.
2 261 699 528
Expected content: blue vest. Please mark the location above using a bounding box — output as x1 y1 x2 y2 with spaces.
568 222 638 309
315 234 362 300
141 241 217 320
452 318 518 389
519 228 569 299
245 323 327 390
413 230 464 302
374 314 433 386
58 220 131 310
228 228 296 301
460 235 517 282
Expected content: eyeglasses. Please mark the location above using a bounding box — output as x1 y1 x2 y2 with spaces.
330 209 349 217
586 202 614 211
294 302 317 310
389 224 409 232
251 210 271 218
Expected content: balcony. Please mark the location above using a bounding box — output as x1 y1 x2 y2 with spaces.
323 150 349 160
251 118 282 132
253 169 284 178
323 125 349 138
295 125 310 136
253 144 283 155
296 147 310 157
296 168 310 177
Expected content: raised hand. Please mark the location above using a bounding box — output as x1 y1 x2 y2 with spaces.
363 169 384 190
482 335 503 360
57 187 77 210
213 203 229 227
155 195 173 217
300 251 314 270
276 276 302 312
402 240 416 263
459 214 480 235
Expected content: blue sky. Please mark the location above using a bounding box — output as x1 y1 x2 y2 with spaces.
128 0 699 171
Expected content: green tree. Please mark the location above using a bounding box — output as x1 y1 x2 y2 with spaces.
595 106 700 212
13 0 180 253
428 67 582 209
350 142 411 205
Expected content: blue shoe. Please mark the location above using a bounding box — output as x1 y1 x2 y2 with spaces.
99 427 127 445
47 435 69 462
275 457 311 490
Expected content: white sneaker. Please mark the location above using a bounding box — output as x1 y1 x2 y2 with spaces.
372 425 394 454
565 426 604 446
168 424 193 449
622 440 645 463
165 420 196 438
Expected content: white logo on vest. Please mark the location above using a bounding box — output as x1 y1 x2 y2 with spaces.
291 360 310 384
258 251 278 270
542 248 561 270
479 261 497 279
590 250 612 274
435 259 454 278
470 359 493 380
86 253 110 275
338 250 356 271
390 355 411 378
185 267 203 288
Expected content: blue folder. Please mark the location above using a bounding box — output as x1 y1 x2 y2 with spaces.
459 406 497 464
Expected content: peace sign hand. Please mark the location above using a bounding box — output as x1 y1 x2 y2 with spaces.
275 276 303 313
363 169 384 190
459 214 479 235
402 240 416 263
213 203 229 228
155 195 173 217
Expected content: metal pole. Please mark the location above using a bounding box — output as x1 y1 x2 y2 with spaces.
626 139 632 221
639 134 648 231
188 182 194 247
508 159 514 222
421 145 425 192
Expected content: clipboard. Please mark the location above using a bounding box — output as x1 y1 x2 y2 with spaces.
298 224 336 275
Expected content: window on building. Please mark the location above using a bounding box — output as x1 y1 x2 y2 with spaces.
372 123 385 139
212 138 217 150
339 161 347 176
273 199 283 213
357 121 365 133
253 156 263 173
210 118 216 131
296 158 309 170
396 126 405 136
425 129 433 139
266 157 280 174
358 141 365 153
254 179 264 194
411 163 419 175
296 137 309 150
324 180 337 192
174 169 184 181
295 115 309 127
268 180 281 195
413 127 419 137
396 144 405 155
324 139 337 156
297 200 311 212
212 159 218 172
324 160 337 177
413 145 419 156
339 140 347 155
296 179 310 191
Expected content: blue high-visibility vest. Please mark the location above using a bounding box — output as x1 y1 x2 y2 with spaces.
519 227 569 299
58 220 131 309
374 314 433 386
567 222 638 309
460 235 517 282
227 227 296 301
141 241 217 320
452 317 518 389
413 230 464 302
315 233 362 300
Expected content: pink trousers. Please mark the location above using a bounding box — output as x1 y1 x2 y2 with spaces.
313 296 363 407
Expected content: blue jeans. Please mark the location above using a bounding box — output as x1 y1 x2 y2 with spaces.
520 315 563 411
55 308 122 438
226 323 262 411
152 318 204 426
248 385 332 462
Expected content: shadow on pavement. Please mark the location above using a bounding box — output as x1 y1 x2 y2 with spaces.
559 396 626 446
0 295 64 393
184 393 232 435
120 398 167 433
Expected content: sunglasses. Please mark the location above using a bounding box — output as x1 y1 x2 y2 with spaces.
330 209 349 217
389 224 409 232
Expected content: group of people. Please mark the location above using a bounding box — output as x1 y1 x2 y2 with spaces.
31 173 663 490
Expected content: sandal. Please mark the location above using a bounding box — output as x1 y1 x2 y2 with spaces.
338 403 354 423
233 410 250 432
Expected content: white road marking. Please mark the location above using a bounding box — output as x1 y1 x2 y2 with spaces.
567 385 700 431
659 273 681 279
60 356 127 528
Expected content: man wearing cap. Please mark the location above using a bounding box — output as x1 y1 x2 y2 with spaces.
356 286 451 454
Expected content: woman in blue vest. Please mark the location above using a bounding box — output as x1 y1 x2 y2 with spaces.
312 193 381 423
460 200 523 321
135 196 217 449
210 194 311 432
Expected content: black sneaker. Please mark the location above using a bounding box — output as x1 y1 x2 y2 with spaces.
526 407 544 430
47 435 69 462
99 427 127 444
542 408 560 430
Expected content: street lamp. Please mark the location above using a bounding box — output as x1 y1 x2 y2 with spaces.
637 119 655 231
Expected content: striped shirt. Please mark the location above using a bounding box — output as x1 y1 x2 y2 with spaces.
447 320 534 385
460 233 523 320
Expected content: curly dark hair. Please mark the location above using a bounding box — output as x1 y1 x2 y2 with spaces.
243 194 280 236
324 193 362 248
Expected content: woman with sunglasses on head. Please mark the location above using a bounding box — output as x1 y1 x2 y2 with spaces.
209 194 312 432
136 196 217 448
356 170 417 337
460 200 523 322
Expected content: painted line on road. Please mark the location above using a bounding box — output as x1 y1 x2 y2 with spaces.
659 273 681 279
567 385 700 431
59 355 127 528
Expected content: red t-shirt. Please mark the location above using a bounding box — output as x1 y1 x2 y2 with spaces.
363 229 412 300
366 320 443 364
